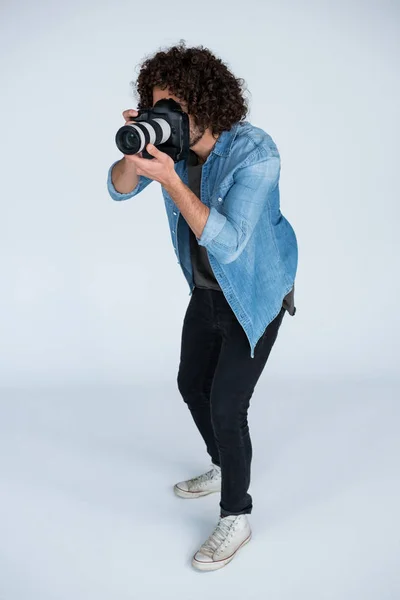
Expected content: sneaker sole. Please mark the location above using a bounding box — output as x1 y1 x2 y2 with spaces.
173 484 221 499
191 533 252 571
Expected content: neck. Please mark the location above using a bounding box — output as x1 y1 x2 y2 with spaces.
191 130 220 164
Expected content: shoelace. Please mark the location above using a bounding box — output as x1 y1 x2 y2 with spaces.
199 517 236 558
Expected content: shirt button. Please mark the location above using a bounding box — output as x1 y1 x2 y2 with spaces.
172 230 175 234
173 211 177 215
218 197 222 202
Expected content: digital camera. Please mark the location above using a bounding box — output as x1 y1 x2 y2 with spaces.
115 98 190 163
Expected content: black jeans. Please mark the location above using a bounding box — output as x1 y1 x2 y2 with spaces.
177 287 285 517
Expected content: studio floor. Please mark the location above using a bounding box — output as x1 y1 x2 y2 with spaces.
0 378 398 600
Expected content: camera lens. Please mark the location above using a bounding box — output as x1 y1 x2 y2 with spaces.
115 118 171 155
115 125 141 155
125 131 137 149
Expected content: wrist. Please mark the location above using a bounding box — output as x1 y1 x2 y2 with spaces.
122 156 138 173
163 170 181 192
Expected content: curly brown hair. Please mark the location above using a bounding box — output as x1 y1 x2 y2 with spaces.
130 40 250 138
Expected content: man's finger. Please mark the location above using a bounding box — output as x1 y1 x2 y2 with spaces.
146 143 162 158
128 155 149 170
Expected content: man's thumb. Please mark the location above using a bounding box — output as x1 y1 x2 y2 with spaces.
147 143 157 153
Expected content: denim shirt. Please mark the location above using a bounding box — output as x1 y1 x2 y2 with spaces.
107 120 298 358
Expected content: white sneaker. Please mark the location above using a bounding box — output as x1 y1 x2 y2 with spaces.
173 463 221 499
192 514 252 571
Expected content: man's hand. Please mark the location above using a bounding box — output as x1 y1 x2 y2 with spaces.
122 108 139 122
128 144 179 189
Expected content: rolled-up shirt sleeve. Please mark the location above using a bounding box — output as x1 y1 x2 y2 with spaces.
107 160 153 201
197 151 280 264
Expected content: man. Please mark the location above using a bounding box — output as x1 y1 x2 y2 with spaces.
107 42 298 571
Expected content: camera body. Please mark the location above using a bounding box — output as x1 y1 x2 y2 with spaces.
115 98 190 163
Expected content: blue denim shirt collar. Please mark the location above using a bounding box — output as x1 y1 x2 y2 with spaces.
211 122 241 157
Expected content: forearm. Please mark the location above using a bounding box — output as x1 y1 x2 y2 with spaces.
111 157 139 194
163 175 210 240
